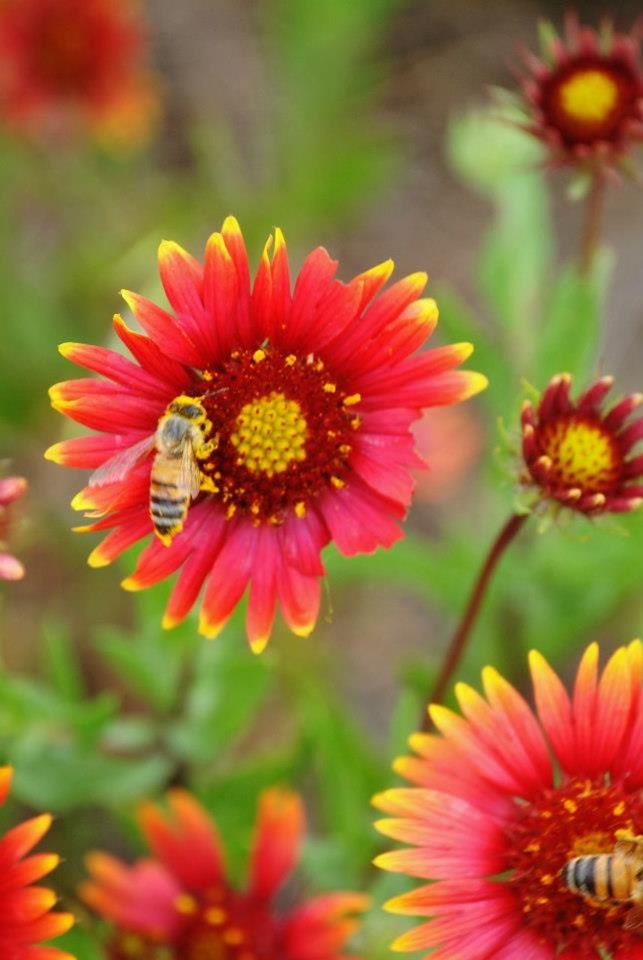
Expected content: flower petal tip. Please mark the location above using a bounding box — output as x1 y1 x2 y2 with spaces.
161 613 181 630
198 614 226 641
463 371 489 399
0 557 26 580
249 634 270 655
120 576 143 592
43 443 64 464
222 214 242 236
87 548 111 569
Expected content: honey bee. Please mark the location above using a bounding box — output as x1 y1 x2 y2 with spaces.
561 830 643 932
89 394 218 545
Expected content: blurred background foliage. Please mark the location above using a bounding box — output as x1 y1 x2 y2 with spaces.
0 1 642 958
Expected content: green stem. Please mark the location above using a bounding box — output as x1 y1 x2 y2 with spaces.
421 512 529 729
578 171 606 277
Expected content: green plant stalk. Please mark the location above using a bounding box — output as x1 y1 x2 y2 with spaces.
578 171 606 277
421 512 529 729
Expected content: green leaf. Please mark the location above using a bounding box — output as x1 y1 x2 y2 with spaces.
166 628 273 766
10 739 171 811
42 620 85 702
536 268 599 384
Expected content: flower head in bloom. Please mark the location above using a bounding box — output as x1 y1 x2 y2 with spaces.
374 641 643 960
0 766 74 959
517 13 643 171
0 475 27 581
46 217 486 651
0 0 157 145
520 373 643 516
80 787 367 960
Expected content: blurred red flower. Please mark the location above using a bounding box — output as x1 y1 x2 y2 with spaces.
47 217 486 651
0 0 157 145
81 787 367 960
521 373 643 515
0 475 27 581
0 767 74 960
517 13 643 172
375 641 643 960
411 405 484 504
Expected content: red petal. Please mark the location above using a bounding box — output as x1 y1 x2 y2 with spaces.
248 788 304 900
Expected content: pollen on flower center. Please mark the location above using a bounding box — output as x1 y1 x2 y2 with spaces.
538 416 620 492
506 777 643 955
230 392 308 477
193 347 358 524
174 891 274 960
559 68 619 124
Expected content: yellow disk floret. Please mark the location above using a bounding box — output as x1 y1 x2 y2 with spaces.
230 391 308 478
559 69 618 124
540 418 618 492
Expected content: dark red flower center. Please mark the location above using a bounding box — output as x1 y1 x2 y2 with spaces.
506 777 643 955
541 57 638 145
535 413 622 494
185 346 360 524
106 887 283 960
174 887 281 960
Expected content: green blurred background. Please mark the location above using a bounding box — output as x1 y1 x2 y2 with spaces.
0 1 641 957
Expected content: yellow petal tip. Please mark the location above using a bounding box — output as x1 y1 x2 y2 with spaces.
120 577 142 592
222 214 242 235
43 443 63 464
87 549 110 569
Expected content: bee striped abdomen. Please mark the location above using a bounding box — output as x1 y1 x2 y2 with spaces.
149 461 189 542
563 854 635 903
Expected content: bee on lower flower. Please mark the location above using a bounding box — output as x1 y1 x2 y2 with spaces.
562 830 643 932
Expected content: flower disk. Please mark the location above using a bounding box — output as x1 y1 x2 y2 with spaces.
80 787 368 960
517 14 643 170
374 641 643 960
46 217 486 650
0 766 74 960
520 373 643 515
0 0 157 144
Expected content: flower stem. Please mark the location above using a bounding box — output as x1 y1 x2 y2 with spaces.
578 171 606 277
421 512 529 728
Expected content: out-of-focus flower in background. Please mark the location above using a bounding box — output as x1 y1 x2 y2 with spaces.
411 405 484 504
520 373 643 516
517 13 643 172
0 0 158 146
374 640 643 960
46 216 487 651
81 786 367 960
0 475 27 581
0 766 74 959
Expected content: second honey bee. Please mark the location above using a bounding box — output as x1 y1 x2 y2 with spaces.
89 394 216 545
561 830 643 932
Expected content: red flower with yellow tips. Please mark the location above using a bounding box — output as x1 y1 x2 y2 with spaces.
374 641 643 960
0 766 74 960
521 373 643 515
80 787 367 960
518 13 643 171
0 0 157 145
46 217 486 651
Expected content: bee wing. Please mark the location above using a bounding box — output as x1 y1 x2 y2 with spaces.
89 436 156 487
179 440 202 500
614 832 643 856
624 905 643 933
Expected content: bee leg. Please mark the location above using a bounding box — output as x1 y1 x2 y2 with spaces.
197 439 217 458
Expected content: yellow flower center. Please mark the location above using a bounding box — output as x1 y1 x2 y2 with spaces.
230 391 308 477
539 417 619 492
559 69 618 124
